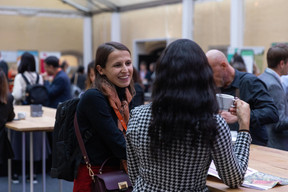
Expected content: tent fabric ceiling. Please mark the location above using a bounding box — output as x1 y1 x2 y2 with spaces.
61 0 182 14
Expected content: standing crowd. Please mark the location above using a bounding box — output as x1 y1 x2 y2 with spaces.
0 39 288 191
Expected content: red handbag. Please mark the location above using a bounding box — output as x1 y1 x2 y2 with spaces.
74 114 133 192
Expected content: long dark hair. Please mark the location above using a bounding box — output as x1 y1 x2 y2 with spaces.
93 42 134 96
18 52 36 73
149 39 219 157
0 69 9 104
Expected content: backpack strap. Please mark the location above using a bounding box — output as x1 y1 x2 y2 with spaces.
21 74 30 85
35 73 39 84
21 73 39 85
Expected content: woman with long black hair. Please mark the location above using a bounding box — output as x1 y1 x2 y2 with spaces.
126 39 251 191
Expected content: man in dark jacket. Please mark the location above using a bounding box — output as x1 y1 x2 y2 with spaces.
42 56 72 108
206 49 279 146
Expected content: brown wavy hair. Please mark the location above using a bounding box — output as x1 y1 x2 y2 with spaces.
0 69 9 104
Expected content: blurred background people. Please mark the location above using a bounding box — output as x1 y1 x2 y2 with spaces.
60 60 69 74
11 52 49 183
130 67 144 109
231 53 247 72
85 60 95 90
12 52 44 105
139 61 149 92
42 56 72 109
71 66 86 98
0 52 8 80
71 66 86 91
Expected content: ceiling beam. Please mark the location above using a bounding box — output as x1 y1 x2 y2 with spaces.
119 0 182 12
0 6 84 18
61 0 91 14
92 0 118 11
91 0 182 14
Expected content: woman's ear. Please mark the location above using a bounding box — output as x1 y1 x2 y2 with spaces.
96 65 104 75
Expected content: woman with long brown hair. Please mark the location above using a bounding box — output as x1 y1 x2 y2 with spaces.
73 42 134 192
0 69 15 167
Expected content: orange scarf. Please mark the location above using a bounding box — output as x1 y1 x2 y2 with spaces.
101 79 132 132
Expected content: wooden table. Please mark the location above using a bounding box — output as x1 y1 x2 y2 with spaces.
207 144 288 191
6 105 56 192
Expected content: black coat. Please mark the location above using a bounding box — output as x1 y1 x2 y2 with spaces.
0 94 15 164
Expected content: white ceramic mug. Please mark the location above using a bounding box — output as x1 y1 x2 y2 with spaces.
216 93 235 111
18 112 26 120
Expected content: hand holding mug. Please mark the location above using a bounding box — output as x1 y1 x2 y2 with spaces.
234 99 250 131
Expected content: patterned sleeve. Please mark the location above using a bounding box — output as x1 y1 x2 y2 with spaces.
126 107 141 185
212 115 252 188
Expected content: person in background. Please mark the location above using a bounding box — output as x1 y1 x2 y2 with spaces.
139 61 149 92
139 61 148 83
7 63 18 93
42 56 72 109
12 52 44 105
73 42 135 192
11 52 48 183
253 62 261 76
130 67 144 109
0 52 9 80
60 60 69 74
71 65 87 91
85 60 95 90
70 65 86 98
258 43 288 151
126 39 251 191
231 54 247 72
0 69 15 173
231 61 247 72
206 49 279 146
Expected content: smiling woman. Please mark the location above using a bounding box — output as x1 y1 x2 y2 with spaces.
96 49 133 88
73 42 135 192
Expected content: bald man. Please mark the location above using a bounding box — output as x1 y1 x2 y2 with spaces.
206 49 279 146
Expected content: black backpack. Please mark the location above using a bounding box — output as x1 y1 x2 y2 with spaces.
50 98 81 181
21 74 49 106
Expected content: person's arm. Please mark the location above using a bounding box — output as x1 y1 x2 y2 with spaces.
7 94 15 121
78 90 127 160
11 74 24 102
212 100 251 188
126 108 141 185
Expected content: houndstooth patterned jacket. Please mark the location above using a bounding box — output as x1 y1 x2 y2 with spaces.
126 103 252 192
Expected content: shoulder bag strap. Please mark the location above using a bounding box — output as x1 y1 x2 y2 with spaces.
74 113 95 182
